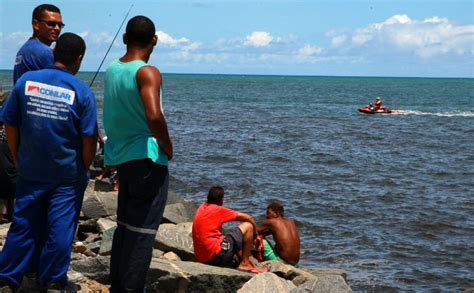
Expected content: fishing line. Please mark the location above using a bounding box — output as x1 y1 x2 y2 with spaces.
89 4 134 87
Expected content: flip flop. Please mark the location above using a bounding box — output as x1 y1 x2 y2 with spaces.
237 266 268 274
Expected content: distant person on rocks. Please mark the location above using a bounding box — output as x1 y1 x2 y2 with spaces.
192 186 268 273
14 4 64 84
103 15 173 292
0 33 97 291
256 201 300 265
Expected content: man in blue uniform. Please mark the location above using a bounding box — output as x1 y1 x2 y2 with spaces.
14 4 64 84
104 16 173 292
0 33 97 291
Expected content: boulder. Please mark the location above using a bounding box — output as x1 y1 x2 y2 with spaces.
83 233 100 244
166 191 197 221
303 268 348 281
70 256 110 284
82 191 117 218
97 218 117 232
154 223 194 261
237 272 296 293
163 203 192 224
0 223 11 240
290 275 352 293
268 261 317 285
86 241 101 254
176 222 193 236
99 227 116 256
146 258 254 293
268 261 348 286
73 241 87 254
162 251 181 261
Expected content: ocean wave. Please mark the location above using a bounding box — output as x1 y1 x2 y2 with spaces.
391 110 474 117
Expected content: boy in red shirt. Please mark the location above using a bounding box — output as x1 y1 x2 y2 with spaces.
192 186 267 273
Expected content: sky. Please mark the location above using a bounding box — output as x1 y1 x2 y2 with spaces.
0 0 473 78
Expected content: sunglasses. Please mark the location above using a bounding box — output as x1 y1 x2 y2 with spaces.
37 19 65 29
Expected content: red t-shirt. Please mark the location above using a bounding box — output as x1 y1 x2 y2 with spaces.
192 202 238 263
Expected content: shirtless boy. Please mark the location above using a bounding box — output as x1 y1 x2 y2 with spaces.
257 202 300 265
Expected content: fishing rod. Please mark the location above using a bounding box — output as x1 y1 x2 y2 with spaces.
89 4 134 87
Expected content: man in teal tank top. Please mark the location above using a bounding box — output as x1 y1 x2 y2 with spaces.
103 15 173 293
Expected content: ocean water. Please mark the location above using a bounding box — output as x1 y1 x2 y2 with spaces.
1 70 473 291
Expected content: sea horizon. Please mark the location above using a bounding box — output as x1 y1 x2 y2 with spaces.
0 69 472 80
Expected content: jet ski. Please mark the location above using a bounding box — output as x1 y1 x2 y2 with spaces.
358 104 392 114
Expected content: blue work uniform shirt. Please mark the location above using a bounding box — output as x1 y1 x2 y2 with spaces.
13 38 54 85
0 65 98 182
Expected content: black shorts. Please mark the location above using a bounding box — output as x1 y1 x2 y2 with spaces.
206 227 244 268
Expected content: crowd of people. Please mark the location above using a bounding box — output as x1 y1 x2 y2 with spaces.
0 3 300 293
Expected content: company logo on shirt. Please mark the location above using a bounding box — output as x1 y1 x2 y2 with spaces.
27 85 40 92
25 81 75 105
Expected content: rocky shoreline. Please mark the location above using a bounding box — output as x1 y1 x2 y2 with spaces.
0 176 353 292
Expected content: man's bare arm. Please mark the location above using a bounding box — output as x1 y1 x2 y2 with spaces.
4 125 19 164
82 135 97 172
136 65 173 159
236 212 258 238
257 219 274 236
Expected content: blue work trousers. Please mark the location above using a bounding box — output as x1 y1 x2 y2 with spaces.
109 159 168 293
0 175 87 288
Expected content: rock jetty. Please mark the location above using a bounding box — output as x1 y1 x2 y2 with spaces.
0 178 352 292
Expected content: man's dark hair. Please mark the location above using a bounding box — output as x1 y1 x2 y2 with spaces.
126 15 156 47
54 33 86 66
207 186 224 204
32 4 61 20
268 201 284 216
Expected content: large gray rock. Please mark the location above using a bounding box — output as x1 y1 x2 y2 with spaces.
268 261 349 287
70 256 110 284
154 223 194 261
176 222 193 236
290 275 352 293
237 272 296 293
97 218 117 232
99 227 116 256
268 261 316 285
163 203 192 224
0 223 11 241
303 268 348 281
166 191 197 222
82 191 117 218
146 258 254 293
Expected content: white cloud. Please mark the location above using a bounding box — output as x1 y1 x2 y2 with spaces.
347 14 474 58
156 31 189 47
244 31 274 47
298 45 322 56
330 35 347 48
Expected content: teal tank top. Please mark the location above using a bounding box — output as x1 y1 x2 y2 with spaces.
103 59 168 166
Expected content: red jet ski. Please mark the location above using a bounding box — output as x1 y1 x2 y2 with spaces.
358 105 392 114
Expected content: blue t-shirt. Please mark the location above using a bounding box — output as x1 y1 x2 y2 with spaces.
13 38 54 84
0 65 98 182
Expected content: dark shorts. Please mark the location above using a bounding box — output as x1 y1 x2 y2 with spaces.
206 227 244 268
